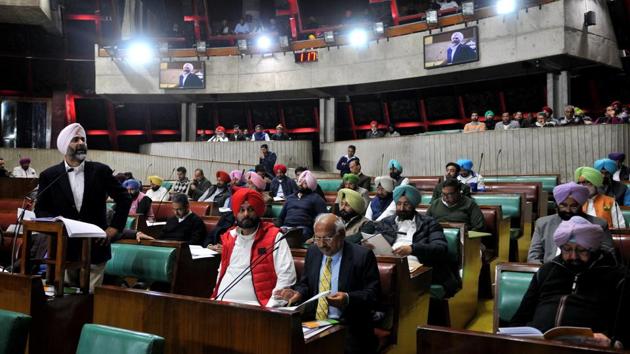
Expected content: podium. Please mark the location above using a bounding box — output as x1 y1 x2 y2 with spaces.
20 220 91 296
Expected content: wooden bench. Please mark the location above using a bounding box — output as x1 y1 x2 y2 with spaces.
150 201 214 221
406 176 443 192
483 174 560 214
484 182 547 218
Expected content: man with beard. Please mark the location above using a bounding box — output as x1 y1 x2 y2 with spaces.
178 62 203 88
388 159 409 186
145 175 169 202
35 123 131 292
365 176 396 222
277 170 328 240
12 157 38 178
463 112 487 133
199 171 231 206
527 182 612 264
211 189 296 306
270 164 298 199
594 158 630 206
336 188 375 243
511 216 629 348
348 159 372 191
375 185 461 297
134 193 206 245
456 159 484 191
575 167 625 229
294 166 326 199
122 179 154 221
334 174 370 213
427 178 484 231
431 162 471 201
609 152 630 182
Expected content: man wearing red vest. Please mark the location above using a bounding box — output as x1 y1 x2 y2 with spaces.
211 188 296 306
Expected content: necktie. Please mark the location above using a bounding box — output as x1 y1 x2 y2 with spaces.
316 257 333 320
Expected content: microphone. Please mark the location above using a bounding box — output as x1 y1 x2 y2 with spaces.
152 168 177 221
10 167 74 273
214 229 296 302
144 163 153 182
495 149 502 175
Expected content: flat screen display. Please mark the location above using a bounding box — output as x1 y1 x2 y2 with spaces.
424 27 479 69
159 61 205 89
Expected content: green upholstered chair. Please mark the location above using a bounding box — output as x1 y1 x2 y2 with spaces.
429 227 460 300
270 204 284 218
493 263 540 332
622 208 630 227
0 309 31 354
482 176 558 193
76 324 164 354
421 194 432 205
105 244 176 283
125 216 137 230
318 179 342 192
161 181 174 191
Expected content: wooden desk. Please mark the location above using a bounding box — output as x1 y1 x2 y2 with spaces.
94 285 346 354
0 178 38 199
416 325 624 354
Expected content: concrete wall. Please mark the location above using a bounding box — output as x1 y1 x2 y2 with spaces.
95 0 621 95
139 140 313 169
320 125 630 182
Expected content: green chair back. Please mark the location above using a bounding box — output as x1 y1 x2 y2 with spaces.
318 179 342 192
105 244 176 283
442 228 460 264
622 209 630 227
497 270 535 324
472 194 521 219
0 309 31 354
76 324 164 354
125 217 136 230
270 204 284 218
483 176 557 192
161 181 174 191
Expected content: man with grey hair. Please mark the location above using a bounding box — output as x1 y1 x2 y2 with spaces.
447 31 476 64
558 105 583 125
274 213 380 354
179 62 203 88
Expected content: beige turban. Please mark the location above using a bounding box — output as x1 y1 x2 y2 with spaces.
375 176 395 193
57 123 86 155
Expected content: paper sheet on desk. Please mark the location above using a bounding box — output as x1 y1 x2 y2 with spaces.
361 232 394 256
32 216 106 238
277 290 331 312
189 245 218 259
145 221 166 227
17 208 36 221
273 197 285 202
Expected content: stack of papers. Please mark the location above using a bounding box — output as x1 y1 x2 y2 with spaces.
361 233 394 256
146 221 167 227
189 245 218 259
33 217 106 238
276 290 330 312
302 319 338 340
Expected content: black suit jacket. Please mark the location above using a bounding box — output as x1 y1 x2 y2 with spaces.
451 43 477 64
180 73 204 88
35 161 131 264
294 241 380 354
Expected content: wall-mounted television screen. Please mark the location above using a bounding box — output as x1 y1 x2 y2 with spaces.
424 27 478 69
159 61 205 89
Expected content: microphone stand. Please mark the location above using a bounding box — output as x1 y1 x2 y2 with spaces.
152 168 176 221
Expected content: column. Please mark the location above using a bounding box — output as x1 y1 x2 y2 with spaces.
188 103 197 142
324 98 336 143
180 103 188 142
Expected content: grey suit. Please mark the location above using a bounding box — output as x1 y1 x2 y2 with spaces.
527 214 613 264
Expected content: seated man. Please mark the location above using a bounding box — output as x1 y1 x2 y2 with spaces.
211 189 296 306
255 164 272 191
270 164 298 199
294 166 326 199
456 159 484 191
427 178 484 231
336 188 375 243
595 158 630 206
375 185 461 297
188 168 213 201
171 166 191 195
609 152 629 181
135 193 206 245
431 162 471 201
365 176 396 222
274 214 380 354
278 170 328 240
348 159 372 191
575 167 625 228
388 159 409 186
122 179 154 221
511 216 629 348
245 171 273 204
199 170 230 206
145 175 169 202
528 182 612 264
334 174 370 213
207 125 229 142
12 157 37 178
229 170 246 187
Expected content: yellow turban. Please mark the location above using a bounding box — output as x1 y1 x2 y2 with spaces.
337 188 366 214
148 175 163 186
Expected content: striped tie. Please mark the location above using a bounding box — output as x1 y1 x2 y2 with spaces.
315 257 333 320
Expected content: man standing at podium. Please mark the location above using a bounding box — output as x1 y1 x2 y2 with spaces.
35 123 131 292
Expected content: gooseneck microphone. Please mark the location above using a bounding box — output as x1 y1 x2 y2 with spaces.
152 167 177 222
495 149 502 175
10 167 74 273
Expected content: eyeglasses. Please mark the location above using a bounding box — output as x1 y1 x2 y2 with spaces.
560 245 590 256
442 191 459 197
313 236 335 244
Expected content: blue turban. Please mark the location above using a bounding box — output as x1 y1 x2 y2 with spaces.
456 159 473 171
393 185 421 207
388 159 403 173
594 158 618 174
122 179 141 191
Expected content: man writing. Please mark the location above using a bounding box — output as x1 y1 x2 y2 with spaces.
35 123 131 292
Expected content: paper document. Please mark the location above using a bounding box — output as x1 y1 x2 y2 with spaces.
499 326 593 340
498 326 543 337
277 290 331 312
189 245 218 259
32 216 106 238
303 325 332 340
6 224 24 234
361 232 394 256
273 196 285 202
145 221 166 227
17 208 36 221
218 207 231 213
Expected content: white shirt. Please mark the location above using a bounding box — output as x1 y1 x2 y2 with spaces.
393 216 421 265
146 186 169 202
208 135 229 142
439 1 459 10
200 187 225 202
177 211 192 223
12 166 37 178
65 160 85 212
613 170 621 182
365 198 396 222
234 23 250 34
215 227 296 306
584 197 626 229
276 183 285 198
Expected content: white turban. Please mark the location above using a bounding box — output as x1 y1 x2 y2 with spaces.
57 123 86 155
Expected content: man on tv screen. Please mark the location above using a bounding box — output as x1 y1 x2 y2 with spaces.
446 32 476 65
179 62 203 88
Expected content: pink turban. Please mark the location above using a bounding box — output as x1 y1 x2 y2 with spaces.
552 182 590 205
230 170 243 182
247 171 266 191
56 123 86 155
553 216 604 250
298 170 317 191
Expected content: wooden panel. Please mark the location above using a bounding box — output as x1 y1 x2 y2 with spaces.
0 178 38 199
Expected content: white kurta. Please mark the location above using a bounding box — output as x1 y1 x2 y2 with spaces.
12 166 37 178
393 216 421 265
145 186 169 202
215 227 296 306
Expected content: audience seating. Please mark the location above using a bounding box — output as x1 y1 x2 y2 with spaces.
493 262 540 333
406 176 442 192
0 308 31 354
483 174 560 213
150 201 213 221
318 179 342 192
76 324 165 354
292 249 433 354
106 239 219 298
484 182 546 218
611 228 630 264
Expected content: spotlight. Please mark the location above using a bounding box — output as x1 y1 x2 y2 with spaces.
237 39 248 51
126 40 154 65
426 10 438 24
279 35 289 48
324 31 335 43
496 0 516 14
348 29 368 47
462 1 475 16
256 35 272 51
373 22 385 35
195 41 206 54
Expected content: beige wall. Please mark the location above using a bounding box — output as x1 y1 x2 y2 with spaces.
320 125 630 182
